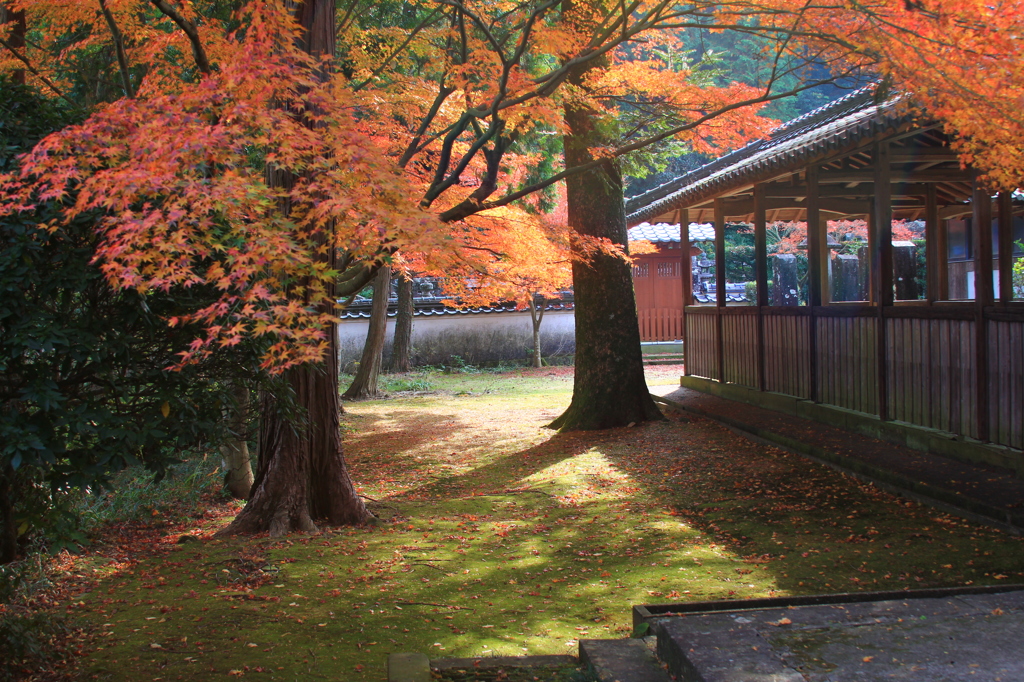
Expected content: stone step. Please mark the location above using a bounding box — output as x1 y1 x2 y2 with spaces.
579 638 674 682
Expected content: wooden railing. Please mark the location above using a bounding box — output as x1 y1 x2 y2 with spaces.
684 304 1024 450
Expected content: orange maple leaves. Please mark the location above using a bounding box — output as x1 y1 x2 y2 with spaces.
1 3 444 369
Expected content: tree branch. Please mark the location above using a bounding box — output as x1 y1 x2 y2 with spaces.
98 0 134 98
0 36 82 110
149 0 212 75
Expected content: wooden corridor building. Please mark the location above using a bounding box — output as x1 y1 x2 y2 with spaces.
626 88 1024 466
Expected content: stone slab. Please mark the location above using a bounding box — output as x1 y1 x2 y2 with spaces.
387 652 430 682
655 589 1024 681
580 637 674 682
431 654 577 671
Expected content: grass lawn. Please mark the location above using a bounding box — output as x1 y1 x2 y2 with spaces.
47 366 1024 680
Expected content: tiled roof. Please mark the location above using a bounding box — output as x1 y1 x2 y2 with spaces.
629 222 715 243
340 301 575 320
626 87 918 224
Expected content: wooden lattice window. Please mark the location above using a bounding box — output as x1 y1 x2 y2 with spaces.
657 261 680 277
632 262 649 278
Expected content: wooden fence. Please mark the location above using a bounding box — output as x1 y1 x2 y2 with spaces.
684 305 1024 450
639 307 683 343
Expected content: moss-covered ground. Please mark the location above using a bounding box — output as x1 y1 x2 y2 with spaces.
54 365 1024 680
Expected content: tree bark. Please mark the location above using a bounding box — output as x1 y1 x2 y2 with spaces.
390 273 414 372
218 0 368 535
343 266 392 400
220 382 254 500
550 54 663 431
528 295 545 368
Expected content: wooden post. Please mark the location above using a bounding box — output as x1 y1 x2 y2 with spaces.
754 184 767 391
714 198 726 382
873 143 894 306
806 166 821 402
714 198 727 308
680 208 691 377
872 142 892 420
926 184 946 301
806 165 825 307
973 177 992 441
998 191 1014 303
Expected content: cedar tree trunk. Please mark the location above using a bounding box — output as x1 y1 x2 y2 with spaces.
343 266 392 400
219 0 368 535
550 61 663 430
390 274 414 372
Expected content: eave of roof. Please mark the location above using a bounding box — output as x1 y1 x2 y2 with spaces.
625 87 926 225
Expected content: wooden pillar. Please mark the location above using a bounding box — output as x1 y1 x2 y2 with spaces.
926 184 946 301
998 191 1014 303
714 198 726 382
873 143 894 306
872 142 892 420
806 165 824 307
973 177 992 441
680 208 691 377
714 199 727 308
805 166 821 402
754 184 767 391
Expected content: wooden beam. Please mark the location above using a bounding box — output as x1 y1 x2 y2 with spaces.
754 184 767 391
719 196 873 218
887 149 961 163
763 183 931 199
972 176 992 442
819 169 972 184
998 191 1014 303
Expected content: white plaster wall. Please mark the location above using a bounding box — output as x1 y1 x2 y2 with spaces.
339 309 576 366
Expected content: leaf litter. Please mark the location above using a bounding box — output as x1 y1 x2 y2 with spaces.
18 366 1024 681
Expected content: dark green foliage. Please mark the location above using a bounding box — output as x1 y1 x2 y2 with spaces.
0 78 262 560
0 563 72 682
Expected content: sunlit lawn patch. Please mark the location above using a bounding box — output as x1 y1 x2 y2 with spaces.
67 366 1024 680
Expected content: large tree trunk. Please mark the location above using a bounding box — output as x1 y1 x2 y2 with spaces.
550 57 663 431
389 274 414 372
218 0 368 535
343 266 392 400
